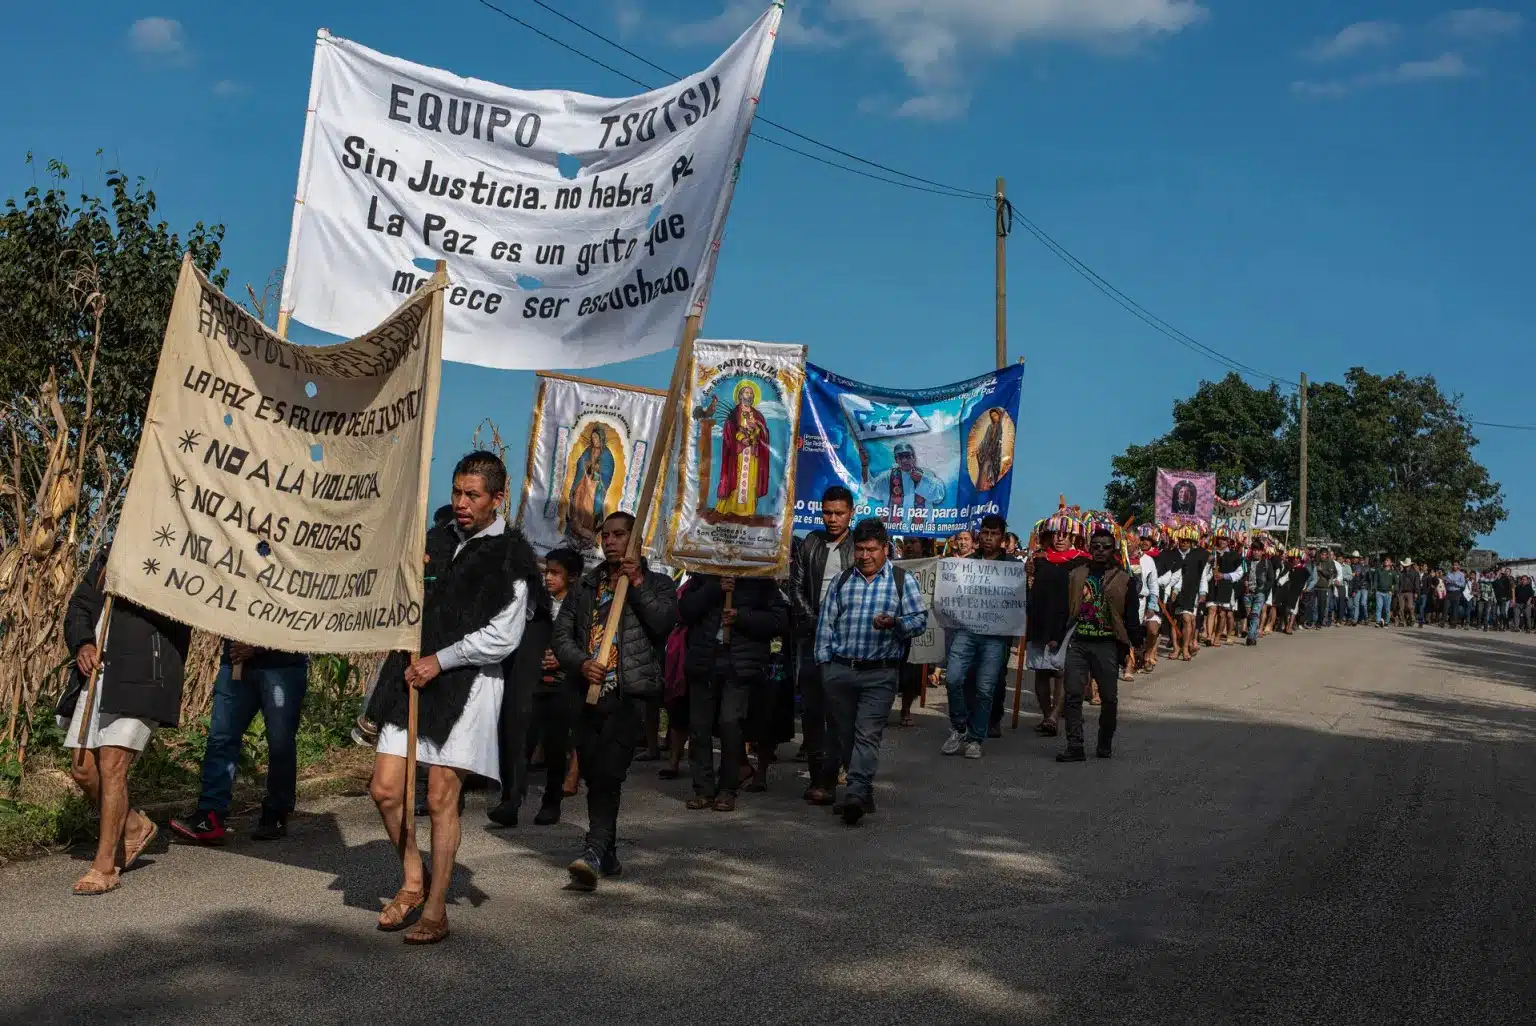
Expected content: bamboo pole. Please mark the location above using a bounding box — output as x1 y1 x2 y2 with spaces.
587 315 700 705
76 596 114 746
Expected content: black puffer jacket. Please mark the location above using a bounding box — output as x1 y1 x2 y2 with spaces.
59 550 192 727
678 575 788 682
553 560 676 702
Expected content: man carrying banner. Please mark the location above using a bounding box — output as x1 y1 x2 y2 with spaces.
941 515 1015 760
553 512 676 891
788 486 856 807
59 548 192 895
815 518 926 825
367 452 546 944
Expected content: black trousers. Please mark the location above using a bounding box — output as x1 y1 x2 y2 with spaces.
577 696 644 855
689 664 751 797
526 690 576 809
798 648 839 790
1063 638 1120 751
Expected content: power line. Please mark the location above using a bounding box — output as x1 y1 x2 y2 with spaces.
512 0 993 199
469 1 985 200
472 1 1534 424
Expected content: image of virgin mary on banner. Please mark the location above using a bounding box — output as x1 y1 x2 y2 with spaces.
663 339 806 577
516 373 666 559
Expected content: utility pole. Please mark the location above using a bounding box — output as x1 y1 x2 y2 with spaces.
995 176 1008 369
1298 372 1309 543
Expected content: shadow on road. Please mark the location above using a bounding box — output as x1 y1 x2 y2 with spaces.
6 690 1534 1025
1399 628 1536 693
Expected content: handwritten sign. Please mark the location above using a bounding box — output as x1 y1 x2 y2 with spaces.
932 558 1028 636
104 256 442 653
894 557 945 664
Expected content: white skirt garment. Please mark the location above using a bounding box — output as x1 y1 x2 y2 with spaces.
377 670 503 782
59 679 153 753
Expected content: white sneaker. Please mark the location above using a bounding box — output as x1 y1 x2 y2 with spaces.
964 741 983 760
941 730 965 756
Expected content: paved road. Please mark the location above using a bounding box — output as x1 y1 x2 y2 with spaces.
4 626 1533 1025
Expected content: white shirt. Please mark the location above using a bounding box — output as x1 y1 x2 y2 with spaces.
819 539 846 612
434 516 529 673
1137 554 1159 619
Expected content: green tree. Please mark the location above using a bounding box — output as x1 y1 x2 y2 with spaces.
0 157 227 515
1105 367 1506 565
1105 373 1288 523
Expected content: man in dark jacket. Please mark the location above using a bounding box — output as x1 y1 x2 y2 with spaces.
1396 562 1421 628
678 574 788 811
170 642 310 845
1058 529 1131 763
553 511 676 890
786 485 854 805
507 547 584 827
1243 538 1273 646
60 547 192 895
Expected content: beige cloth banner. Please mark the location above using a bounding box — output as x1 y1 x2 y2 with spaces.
105 255 444 653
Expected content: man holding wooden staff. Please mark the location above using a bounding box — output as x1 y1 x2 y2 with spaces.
59 547 192 895
365 452 546 944
553 511 676 891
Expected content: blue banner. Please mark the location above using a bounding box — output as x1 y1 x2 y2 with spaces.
794 363 1024 538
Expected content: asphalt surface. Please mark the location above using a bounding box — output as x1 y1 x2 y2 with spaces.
3 625 1533 1025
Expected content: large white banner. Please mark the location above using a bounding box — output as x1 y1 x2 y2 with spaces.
281 7 780 370
105 256 443 653
514 372 665 561
1213 482 1267 535
1252 500 1292 532
932 558 1029 637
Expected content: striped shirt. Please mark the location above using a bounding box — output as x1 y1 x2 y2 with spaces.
814 560 928 664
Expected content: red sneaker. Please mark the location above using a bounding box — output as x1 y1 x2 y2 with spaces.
169 809 226 845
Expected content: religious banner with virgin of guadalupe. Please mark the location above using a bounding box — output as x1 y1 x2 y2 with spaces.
515 372 666 561
662 339 806 578
104 255 443 653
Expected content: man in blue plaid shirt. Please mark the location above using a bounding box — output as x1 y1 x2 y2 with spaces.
814 518 927 825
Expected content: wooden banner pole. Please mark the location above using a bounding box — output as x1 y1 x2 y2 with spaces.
588 314 700 705
75 596 115 747
1009 642 1025 729
402 260 449 853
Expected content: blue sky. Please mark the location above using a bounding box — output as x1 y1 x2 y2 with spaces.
4 1 1533 554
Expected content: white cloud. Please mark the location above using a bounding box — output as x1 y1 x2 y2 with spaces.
613 0 644 37
672 1 1204 117
1440 8 1524 40
667 1 841 48
1292 52 1474 99
128 16 186 57
1303 20 1400 61
213 79 245 97
894 92 970 120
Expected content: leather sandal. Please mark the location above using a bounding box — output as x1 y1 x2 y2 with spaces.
403 915 450 945
685 795 715 810
712 792 738 812
122 815 158 871
377 874 431 932
72 868 121 896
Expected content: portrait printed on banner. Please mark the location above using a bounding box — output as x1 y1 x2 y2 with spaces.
966 406 1015 492
695 374 790 527
556 418 626 550
1171 479 1199 517
863 440 946 532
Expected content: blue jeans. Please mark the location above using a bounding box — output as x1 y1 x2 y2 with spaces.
1375 591 1391 624
944 630 1009 744
1416 592 1429 625
823 662 897 805
1247 590 1268 641
197 661 309 815
1350 591 1368 624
